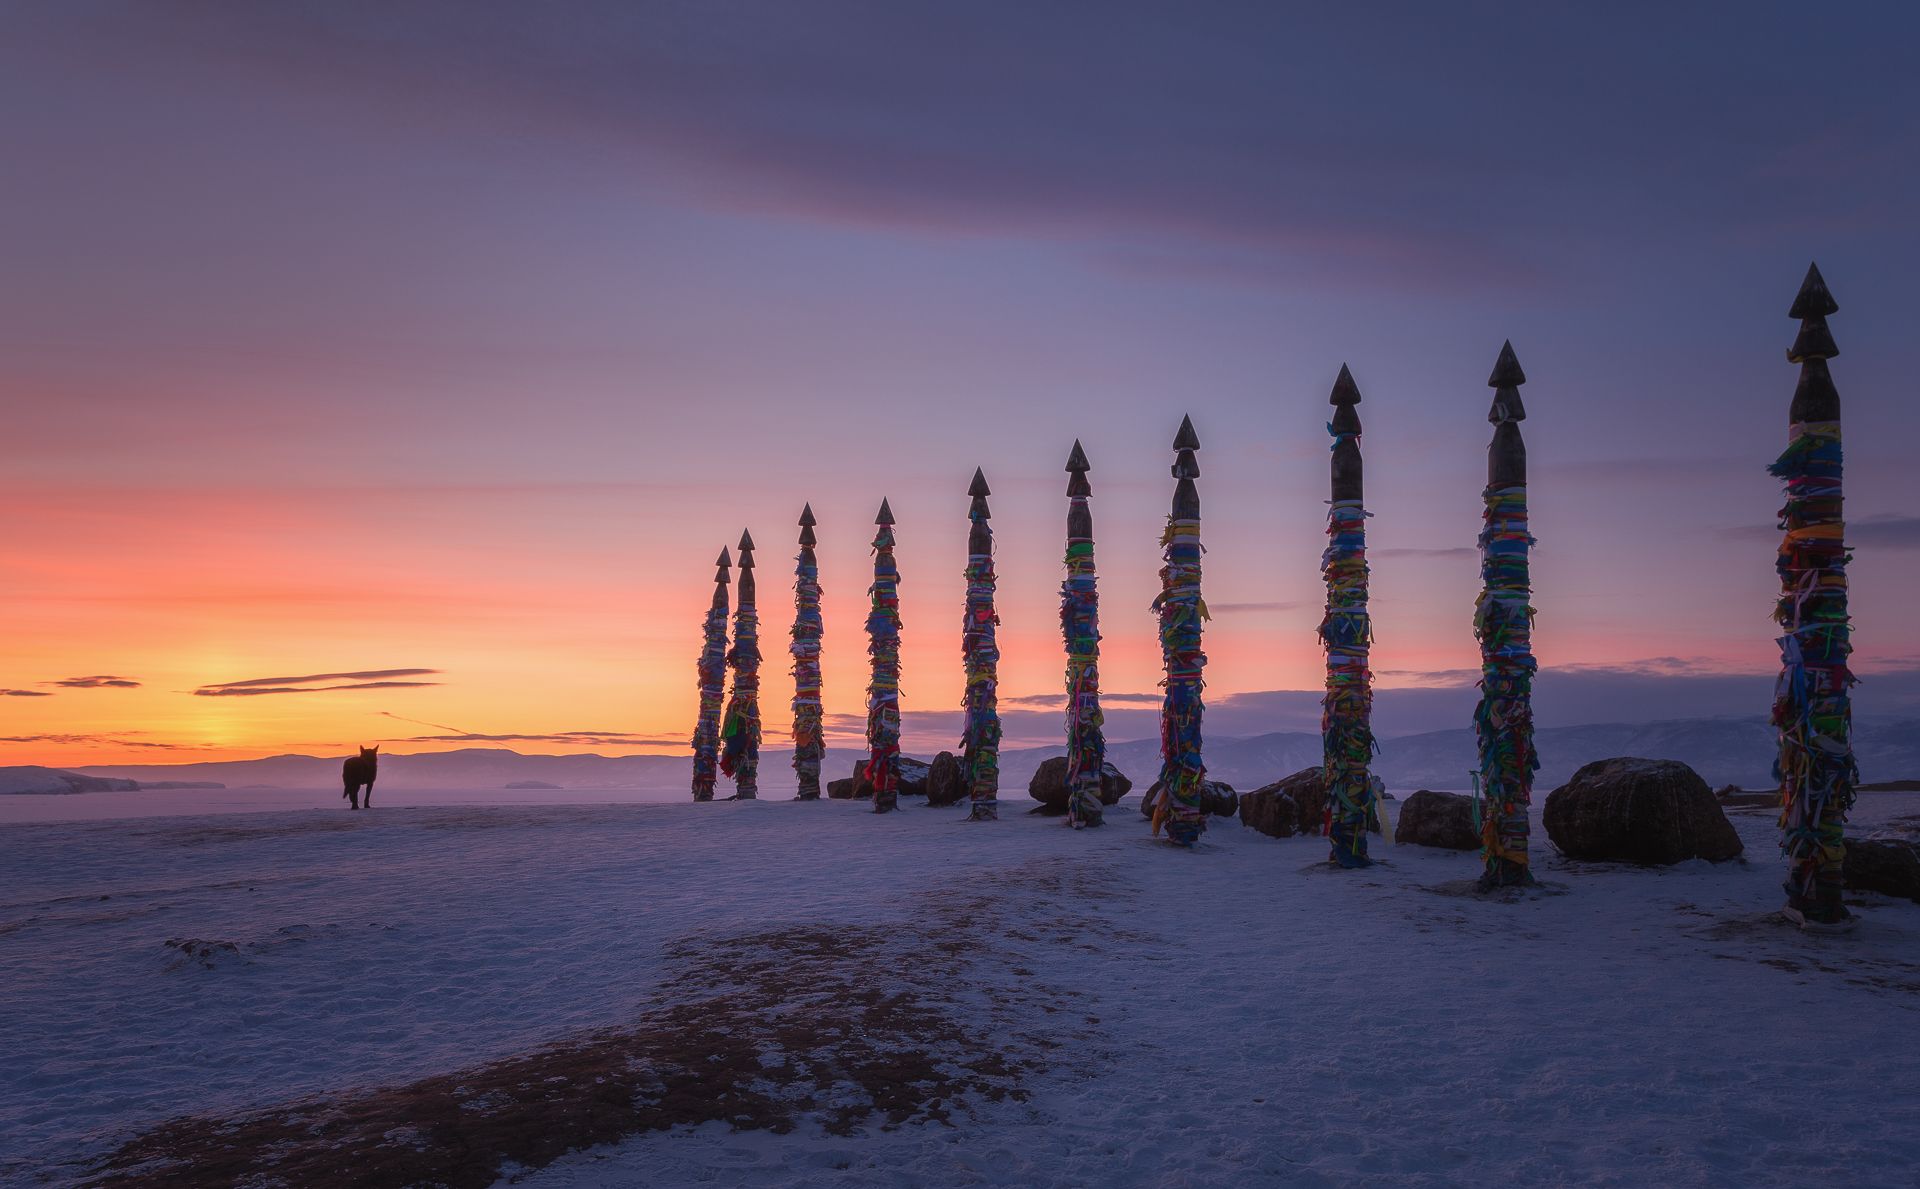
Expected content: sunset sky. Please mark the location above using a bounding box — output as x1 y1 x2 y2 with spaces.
4 3 1918 766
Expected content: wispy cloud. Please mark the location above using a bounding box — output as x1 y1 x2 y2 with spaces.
47 674 141 689
1372 548 1475 559
389 731 684 747
0 733 184 749
1723 515 1920 547
195 681 439 697
201 668 439 690
1 689 55 698
1208 601 1306 614
193 668 441 697
999 691 1161 707
999 693 1066 708
1849 514 1920 548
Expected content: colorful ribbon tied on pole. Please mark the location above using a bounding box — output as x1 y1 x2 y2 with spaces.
1321 364 1377 866
962 469 1001 820
691 547 731 802
1474 342 1537 889
1152 416 1208 847
1772 263 1855 930
1062 441 1105 828
866 499 902 814
719 529 761 799
791 505 825 800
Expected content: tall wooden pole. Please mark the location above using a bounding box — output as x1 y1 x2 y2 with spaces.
1062 441 1106 829
719 530 761 799
961 470 1002 821
1474 342 1538 889
1152 415 1209 847
791 505 825 800
1773 262 1857 931
866 498 902 814
1322 365 1378 867
691 547 731 802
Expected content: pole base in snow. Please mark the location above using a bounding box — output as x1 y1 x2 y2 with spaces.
1475 860 1535 892
1783 883 1856 933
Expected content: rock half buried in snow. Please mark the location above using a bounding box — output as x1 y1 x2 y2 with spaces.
1238 767 1327 838
1393 790 1480 851
1542 757 1743 865
924 751 965 807
1026 757 1131 814
1844 838 1920 902
834 757 934 800
1140 778 1237 820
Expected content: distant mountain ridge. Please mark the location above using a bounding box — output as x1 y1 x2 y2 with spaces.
74 716 1920 795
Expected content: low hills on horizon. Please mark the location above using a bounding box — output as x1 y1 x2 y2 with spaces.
67 715 1920 795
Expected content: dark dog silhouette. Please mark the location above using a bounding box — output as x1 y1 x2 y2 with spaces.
343 745 378 810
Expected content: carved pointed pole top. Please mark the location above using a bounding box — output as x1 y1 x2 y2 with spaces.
1789 265 1841 421
1171 416 1200 518
1488 340 1527 388
736 531 755 570
1329 363 1362 406
1065 440 1091 498
1789 261 1839 319
1330 365 1363 437
1487 341 1528 486
968 467 991 498
1789 262 1840 365
1172 416 1200 484
716 546 732 570
1487 341 1528 424
875 497 895 526
798 504 816 548
798 503 816 527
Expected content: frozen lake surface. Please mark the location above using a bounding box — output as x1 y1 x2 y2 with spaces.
5 791 1919 1186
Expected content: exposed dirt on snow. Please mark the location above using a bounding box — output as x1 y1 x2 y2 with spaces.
83 862 1116 1188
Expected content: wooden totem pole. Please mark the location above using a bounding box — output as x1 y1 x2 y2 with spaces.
961 469 1002 821
691 546 731 802
1474 343 1538 889
1773 263 1857 931
791 505 825 800
865 498 902 814
1062 441 1106 828
1322 365 1379 867
1152 416 1209 846
719 529 761 799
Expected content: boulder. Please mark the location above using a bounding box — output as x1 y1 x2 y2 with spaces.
925 751 966 807
837 756 933 800
1542 757 1743 865
1141 779 1237 819
1027 757 1132 814
1844 838 1920 903
1238 768 1327 839
898 757 931 796
1392 790 1480 851
826 777 857 800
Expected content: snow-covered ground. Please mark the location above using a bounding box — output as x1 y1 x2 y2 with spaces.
4 791 1918 1187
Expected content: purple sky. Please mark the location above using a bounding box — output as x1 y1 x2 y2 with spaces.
3 3 1917 759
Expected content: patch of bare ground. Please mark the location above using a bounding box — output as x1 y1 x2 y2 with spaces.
82 860 1127 1189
